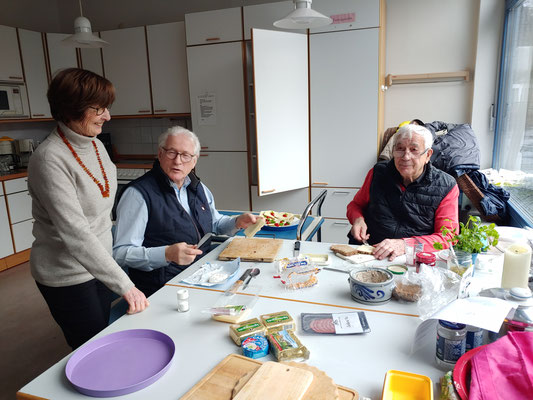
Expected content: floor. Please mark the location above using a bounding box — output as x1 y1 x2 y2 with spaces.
0 262 71 400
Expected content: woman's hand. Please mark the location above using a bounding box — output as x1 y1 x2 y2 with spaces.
372 238 405 261
123 287 150 314
350 217 369 242
235 213 257 229
165 242 203 265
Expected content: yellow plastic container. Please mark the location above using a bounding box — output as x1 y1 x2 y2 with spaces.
382 370 433 400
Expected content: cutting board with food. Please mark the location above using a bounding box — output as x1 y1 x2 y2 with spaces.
218 238 283 262
180 354 359 400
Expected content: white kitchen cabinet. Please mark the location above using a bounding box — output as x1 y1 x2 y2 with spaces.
187 42 246 151
194 152 249 211
316 218 351 244
0 25 24 82
79 47 103 76
185 7 242 46
12 219 34 253
4 177 28 194
311 188 357 219
18 29 51 119
250 186 309 215
146 22 190 114
101 27 152 116
311 0 380 33
46 33 78 77
243 1 305 40
6 191 32 224
0 194 14 258
310 28 379 188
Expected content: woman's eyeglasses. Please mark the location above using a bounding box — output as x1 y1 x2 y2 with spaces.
161 148 195 163
89 106 110 116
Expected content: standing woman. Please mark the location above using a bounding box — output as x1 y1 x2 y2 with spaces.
28 68 149 350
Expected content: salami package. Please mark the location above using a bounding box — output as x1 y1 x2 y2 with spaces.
300 312 371 335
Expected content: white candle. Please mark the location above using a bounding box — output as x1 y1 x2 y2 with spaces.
501 243 532 289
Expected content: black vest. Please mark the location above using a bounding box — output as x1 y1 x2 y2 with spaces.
363 160 456 245
124 161 212 295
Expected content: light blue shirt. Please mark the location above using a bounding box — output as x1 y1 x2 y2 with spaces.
113 176 239 272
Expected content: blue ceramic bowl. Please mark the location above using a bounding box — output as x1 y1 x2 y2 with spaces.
348 268 394 305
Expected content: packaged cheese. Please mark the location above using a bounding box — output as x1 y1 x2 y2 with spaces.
229 318 267 346
267 329 310 362
260 311 295 332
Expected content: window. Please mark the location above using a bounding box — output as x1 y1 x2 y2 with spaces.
493 0 533 226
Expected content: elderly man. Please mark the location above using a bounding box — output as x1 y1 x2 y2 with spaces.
347 124 459 260
113 126 257 296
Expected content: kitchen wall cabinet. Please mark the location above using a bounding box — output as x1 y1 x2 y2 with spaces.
194 152 249 211
250 186 309 215
242 1 305 40
311 0 380 33
0 187 14 259
79 47 103 76
185 8 242 46
0 25 24 82
101 27 152 116
187 42 247 151
45 33 78 77
146 22 190 115
18 29 51 119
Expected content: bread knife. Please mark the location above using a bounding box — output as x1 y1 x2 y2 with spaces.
224 268 252 295
197 232 213 248
293 241 301 257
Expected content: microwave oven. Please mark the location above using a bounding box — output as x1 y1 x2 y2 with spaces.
0 82 29 118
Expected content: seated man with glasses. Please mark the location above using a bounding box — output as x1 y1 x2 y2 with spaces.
347 124 459 261
113 126 257 296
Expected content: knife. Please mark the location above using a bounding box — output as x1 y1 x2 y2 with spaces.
197 232 213 248
225 268 252 295
293 240 301 257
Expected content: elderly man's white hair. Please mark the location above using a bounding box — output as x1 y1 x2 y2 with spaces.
393 124 434 151
158 126 201 156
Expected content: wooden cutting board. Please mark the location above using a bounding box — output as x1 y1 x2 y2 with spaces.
218 238 283 262
233 361 313 400
180 354 359 400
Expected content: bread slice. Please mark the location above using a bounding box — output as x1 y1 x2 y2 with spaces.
244 217 266 238
356 244 375 255
330 244 358 257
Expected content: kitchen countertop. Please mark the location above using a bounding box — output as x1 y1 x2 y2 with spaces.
0 169 27 181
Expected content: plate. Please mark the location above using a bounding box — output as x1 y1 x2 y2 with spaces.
452 345 486 400
262 218 300 231
65 329 175 397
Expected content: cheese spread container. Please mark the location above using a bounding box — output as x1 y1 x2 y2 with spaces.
260 311 295 332
229 318 266 346
242 335 269 359
267 329 310 362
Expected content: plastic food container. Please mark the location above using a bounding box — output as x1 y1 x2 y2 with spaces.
382 370 433 400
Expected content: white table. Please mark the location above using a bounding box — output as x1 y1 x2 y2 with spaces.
18 239 450 400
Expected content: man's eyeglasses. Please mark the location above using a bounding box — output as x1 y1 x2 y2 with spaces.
161 148 195 163
392 147 429 158
89 106 110 116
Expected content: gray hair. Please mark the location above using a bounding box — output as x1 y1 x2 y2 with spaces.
158 126 201 156
393 124 434 150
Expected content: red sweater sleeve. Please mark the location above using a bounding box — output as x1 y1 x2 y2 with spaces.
346 169 373 224
410 184 460 252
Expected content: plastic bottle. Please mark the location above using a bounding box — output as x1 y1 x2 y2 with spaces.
465 325 483 351
436 320 466 369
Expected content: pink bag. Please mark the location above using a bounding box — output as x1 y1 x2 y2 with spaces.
469 331 533 400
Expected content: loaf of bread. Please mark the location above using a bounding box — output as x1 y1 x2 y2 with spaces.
330 244 358 256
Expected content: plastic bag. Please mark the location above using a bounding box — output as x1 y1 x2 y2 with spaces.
392 271 423 303
416 265 461 320
280 265 321 290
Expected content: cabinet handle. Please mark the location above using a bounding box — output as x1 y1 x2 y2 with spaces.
200 154 209 157
333 222 350 226
205 37 220 42
261 189 275 194
154 109 167 113
333 191 350 195
312 182 329 185
138 110 151 113
9 76 23 80
32 114 45 117
201 146 209 150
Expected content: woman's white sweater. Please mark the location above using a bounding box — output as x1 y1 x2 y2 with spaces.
28 122 133 296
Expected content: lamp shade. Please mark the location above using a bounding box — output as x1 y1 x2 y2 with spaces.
274 0 332 29
61 16 108 48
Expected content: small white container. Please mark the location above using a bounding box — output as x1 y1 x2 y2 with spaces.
177 289 189 312
435 320 466 369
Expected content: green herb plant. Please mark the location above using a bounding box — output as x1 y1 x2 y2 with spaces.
433 215 499 253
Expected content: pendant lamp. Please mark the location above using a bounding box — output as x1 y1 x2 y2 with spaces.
62 0 108 48
274 0 332 29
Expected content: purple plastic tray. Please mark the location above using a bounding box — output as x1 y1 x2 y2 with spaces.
65 329 175 397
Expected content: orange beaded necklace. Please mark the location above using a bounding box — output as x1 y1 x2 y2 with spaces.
57 126 110 198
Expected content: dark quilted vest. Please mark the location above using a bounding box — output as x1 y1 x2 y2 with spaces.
364 160 456 245
125 161 212 294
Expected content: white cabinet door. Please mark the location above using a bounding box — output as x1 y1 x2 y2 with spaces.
80 47 103 76
147 22 190 114
0 25 24 82
4 177 28 194
12 219 34 252
194 152 249 211
18 29 51 119
6 191 32 224
310 29 379 188
311 0 380 33
252 29 308 196
101 27 152 116
46 33 78 77
0 197 14 258
311 188 358 219
250 186 309 215
185 7 242 46
187 42 246 151
243 1 306 40
317 218 351 244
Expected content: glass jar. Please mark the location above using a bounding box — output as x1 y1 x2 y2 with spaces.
415 252 436 273
436 320 466 369
447 250 472 276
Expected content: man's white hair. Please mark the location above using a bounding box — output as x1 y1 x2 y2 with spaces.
158 126 201 155
393 124 434 150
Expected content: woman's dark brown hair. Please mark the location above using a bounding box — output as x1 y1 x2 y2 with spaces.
47 68 115 123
